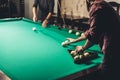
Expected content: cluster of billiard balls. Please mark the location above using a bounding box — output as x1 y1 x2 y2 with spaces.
70 50 90 60
32 27 80 36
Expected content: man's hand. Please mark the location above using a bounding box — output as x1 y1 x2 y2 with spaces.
75 46 84 54
66 38 75 43
61 38 76 46
42 19 48 28
33 16 37 22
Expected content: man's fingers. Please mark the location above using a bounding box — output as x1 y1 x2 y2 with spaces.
66 38 71 40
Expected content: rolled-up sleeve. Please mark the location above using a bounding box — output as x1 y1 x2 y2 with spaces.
33 0 39 7
84 9 104 44
48 0 54 13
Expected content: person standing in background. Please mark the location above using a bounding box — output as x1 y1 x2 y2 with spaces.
32 0 54 28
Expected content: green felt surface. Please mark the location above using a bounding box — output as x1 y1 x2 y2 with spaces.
0 18 103 80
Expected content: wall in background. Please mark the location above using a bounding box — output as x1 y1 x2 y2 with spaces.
24 0 34 19
106 0 120 14
0 0 24 18
24 0 120 20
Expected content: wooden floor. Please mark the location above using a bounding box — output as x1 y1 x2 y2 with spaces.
0 70 11 80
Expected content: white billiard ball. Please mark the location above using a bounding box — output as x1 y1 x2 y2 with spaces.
74 55 79 60
84 52 90 57
71 51 77 56
76 32 80 36
32 27 36 31
81 33 84 36
69 30 73 34
61 42 66 46
64 40 69 43
79 55 83 59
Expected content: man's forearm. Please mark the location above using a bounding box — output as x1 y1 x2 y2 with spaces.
33 7 37 17
82 39 94 51
45 12 52 20
72 33 87 43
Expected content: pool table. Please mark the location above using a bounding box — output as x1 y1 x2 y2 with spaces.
0 18 103 80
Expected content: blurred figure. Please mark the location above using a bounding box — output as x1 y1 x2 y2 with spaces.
32 0 54 28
